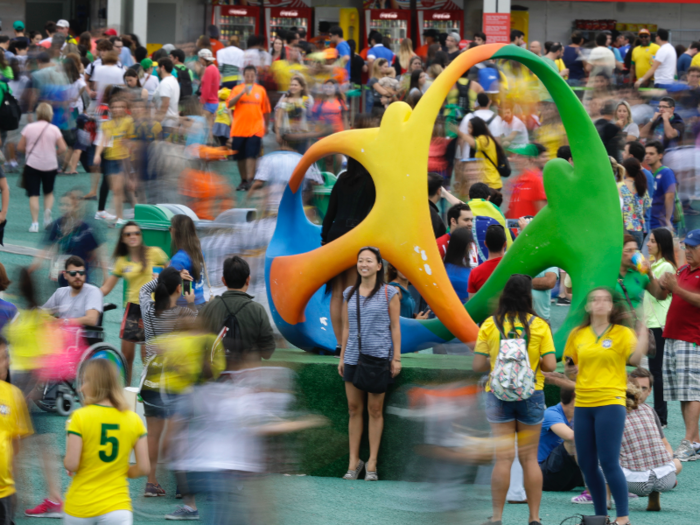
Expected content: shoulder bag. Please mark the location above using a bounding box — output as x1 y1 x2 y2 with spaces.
618 277 656 359
18 122 51 189
352 287 393 394
481 138 512 179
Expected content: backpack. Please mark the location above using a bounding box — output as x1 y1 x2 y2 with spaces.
489 316 537 402
174 64 193 99
456 78 472 115
216 297 252 359
0 83 21 131
481 137 512 178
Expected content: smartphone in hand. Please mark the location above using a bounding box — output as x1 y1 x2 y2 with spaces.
182 279 192 295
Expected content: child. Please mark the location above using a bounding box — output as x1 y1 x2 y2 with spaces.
213 87 232 147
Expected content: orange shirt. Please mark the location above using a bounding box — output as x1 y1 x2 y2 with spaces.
416 44 429 60
227 83 271 138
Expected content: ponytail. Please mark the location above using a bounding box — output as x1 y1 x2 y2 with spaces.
154 267 181 316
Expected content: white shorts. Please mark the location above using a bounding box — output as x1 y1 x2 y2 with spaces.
63 510 133 525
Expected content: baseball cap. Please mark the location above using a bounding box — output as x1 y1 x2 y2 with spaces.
104 28 118 36
638 28 651 36
56 19 70 28
13 21 25 31
684 230 700 247
324 47 338 60
506 144 541 158
161 43 176 53
140 58 153 69
197 48 215 61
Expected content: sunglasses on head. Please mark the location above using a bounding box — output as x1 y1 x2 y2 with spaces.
123 231 141 237
65 270 86 277
359 246 382 258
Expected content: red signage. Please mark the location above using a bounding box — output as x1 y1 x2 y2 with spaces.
483 13 510 44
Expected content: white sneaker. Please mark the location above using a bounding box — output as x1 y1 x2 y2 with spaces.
95 210 117 221
29 222 39 233
43 209 52 228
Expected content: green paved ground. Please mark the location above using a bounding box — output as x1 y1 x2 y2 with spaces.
4 164 700 524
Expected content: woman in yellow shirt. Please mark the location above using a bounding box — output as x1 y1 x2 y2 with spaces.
564 287 647 525
63 359 149 524
93 96 135 221
459 116 505 189
473 275 557 525
100 221 169 386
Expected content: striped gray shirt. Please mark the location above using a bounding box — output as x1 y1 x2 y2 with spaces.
140 279 197 358
343 284 398 365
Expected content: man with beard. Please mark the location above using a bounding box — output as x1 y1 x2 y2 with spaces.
500 103 529 149
43 256 103 326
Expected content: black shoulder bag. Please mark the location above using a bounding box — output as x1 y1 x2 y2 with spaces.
481 137 512 179
352 287 393 394
618 277 656 359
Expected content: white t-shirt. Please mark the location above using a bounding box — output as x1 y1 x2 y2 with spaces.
500 116 528 147
141 74 160 101
254 151 323 211
218 45 244 69
654 43 677 84
92 64 126 102
155 75 181 128
459 109 502 159
42 283 103 320
587 46 615 78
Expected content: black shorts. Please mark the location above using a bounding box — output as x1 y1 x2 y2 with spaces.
61 129 77 148
120 302 145 343
540 442 585 492
231 135 262 160
343 364 357 382
140 388 169 419
0 494 15 525
24 165 57 197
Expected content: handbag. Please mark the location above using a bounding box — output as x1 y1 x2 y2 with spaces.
351 287 393 394
618 277 656 359
18 122 51 190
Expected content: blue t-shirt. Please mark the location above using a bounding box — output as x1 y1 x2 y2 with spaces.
610 46 622 63
445 263 470 303
170 249 205 305
650 166 677 229
532 267 558 320
367 44 394 63
336 40 351 79
478 67 500 93
563 46 585 80
0 298 18 333
619 44 631 60
678 53 693 77
538 403 572 463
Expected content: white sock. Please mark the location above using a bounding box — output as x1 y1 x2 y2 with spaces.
692 442 700 450
183 505 195 512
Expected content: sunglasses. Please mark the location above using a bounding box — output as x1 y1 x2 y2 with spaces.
359 246 382 258
123 231 141 237
65 270 86 277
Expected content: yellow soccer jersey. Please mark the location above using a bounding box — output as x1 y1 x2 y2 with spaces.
64 405 146 518
0 381 32 497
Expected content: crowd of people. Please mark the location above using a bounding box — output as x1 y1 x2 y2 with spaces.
0 13 699 525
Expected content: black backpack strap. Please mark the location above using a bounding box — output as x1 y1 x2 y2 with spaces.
219 295 253 319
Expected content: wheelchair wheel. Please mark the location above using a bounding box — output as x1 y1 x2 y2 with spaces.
34 383 59 413
75 344 128 397
56 391 77 416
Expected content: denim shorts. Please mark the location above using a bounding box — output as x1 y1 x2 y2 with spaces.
203 102 218 114
103 159 124 176
485 390 546 425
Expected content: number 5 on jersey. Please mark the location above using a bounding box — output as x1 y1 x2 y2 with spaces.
99 423 120 462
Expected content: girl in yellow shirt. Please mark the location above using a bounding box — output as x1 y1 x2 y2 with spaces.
458 116 505 190
63 359 149 524
473 275 557 525
100 221 169 385
564 287 647 525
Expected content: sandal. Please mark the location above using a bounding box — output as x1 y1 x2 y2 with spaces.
342 459 365 480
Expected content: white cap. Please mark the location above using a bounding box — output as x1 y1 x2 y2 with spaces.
56 19 70 28
197 48 215 61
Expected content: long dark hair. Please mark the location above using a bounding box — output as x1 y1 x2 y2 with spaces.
444 228 473 268
18 268 39 310
154 267 181 316
493 274 537 341
347 247 384 305
622 157 647 196
651 228 677 269
577 287 630 330
470 116 506 160
409 69 423 92
113 221 148 274
170 215 202 281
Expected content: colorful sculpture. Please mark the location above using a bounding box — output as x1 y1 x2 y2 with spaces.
265 44 622 357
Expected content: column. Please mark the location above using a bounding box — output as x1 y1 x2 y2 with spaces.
132 0 148 45
107 0 123 34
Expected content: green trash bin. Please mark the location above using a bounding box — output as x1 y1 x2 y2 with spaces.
312 172 337 221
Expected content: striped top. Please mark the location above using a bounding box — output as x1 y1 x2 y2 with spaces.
139 279 197 359
343 284 398 366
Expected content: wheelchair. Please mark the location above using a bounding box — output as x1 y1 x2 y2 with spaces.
35 303 128 416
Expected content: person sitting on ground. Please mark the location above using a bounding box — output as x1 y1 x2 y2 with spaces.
538 388 584 492
468 224 506 295
198 256 275 360
620 380 681 511
42 256 103 326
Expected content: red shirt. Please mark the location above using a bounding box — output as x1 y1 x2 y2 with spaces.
199 64 221 105
467 256 502 295
437 233 450 258
505 169 547 219
663 264 700 344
